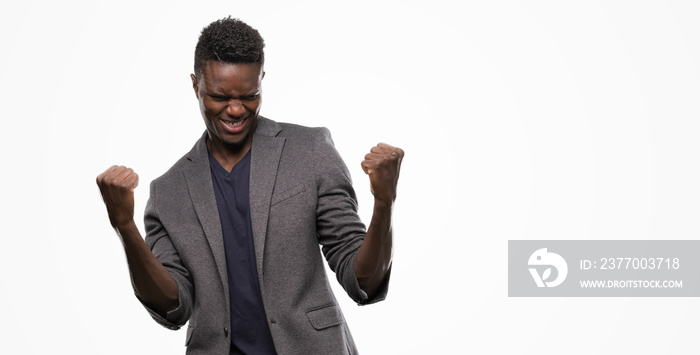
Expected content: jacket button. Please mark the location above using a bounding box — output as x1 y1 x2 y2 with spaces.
224 327 229 337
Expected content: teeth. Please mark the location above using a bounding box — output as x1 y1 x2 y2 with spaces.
224 120 243 128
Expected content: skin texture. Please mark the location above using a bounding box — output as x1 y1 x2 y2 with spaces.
356 143 404 298
191 61 264 172
96 166 178 315
96 59 404 316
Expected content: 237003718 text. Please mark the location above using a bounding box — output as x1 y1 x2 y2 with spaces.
579 258 680 270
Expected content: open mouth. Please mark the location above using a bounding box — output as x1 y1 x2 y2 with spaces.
224 120 244 128
220 117 247 132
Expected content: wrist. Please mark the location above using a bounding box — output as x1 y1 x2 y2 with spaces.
373 198 394 210
114 219 137 234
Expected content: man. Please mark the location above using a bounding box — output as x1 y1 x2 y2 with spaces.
97 17 403 354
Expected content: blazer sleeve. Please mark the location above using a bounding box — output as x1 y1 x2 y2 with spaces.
313 128 391 305
138 180 195 330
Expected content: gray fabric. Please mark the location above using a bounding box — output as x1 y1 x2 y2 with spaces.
139 117 389 354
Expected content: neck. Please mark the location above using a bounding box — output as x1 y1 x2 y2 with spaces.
206 136 252 172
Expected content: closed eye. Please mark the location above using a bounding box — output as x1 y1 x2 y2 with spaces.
241 94 260 101
208 94 229 101
207 93 259 101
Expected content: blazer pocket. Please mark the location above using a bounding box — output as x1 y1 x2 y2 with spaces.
305 304 344 330
271 183 306 206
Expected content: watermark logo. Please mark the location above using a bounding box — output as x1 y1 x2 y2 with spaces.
509 241 698 297
528 248 568 288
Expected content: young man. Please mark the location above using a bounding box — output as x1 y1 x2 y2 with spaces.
97 17 403 354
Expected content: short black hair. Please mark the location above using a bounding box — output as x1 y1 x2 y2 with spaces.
194 17 265 77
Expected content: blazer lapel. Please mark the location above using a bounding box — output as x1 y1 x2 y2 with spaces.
249 117 284 282
182 133 230 301
180 117 283 299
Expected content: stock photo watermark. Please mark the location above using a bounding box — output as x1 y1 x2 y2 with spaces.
508 240 700 297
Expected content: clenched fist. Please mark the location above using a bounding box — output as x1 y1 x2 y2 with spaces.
96 165 139 229
361 143 404 205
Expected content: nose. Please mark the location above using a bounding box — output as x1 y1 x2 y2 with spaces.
226 100 245 116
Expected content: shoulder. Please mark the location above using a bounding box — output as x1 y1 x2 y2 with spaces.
151 133 207 186
258 116 348 175
280 122 329 137
259 116 333 145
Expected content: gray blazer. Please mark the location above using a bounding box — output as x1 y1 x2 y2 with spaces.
140 117 389 354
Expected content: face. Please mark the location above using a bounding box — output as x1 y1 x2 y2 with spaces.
191 61 264 153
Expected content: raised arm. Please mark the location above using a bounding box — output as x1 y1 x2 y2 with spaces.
355 143 404 299
96 165 178 317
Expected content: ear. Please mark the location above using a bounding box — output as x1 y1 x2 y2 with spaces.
190 74 199 98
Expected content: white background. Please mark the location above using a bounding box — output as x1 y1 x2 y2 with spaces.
1 0 700 354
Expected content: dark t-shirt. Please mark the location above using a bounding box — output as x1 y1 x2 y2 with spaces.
208 149 277 355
